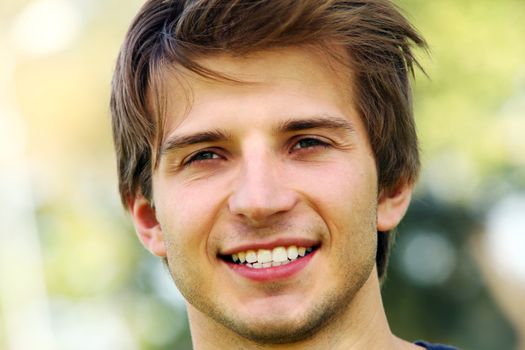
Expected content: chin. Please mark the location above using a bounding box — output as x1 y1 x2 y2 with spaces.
207 287 357 345
220 311 329 345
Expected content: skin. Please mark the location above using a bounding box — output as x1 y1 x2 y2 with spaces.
130 47 421 349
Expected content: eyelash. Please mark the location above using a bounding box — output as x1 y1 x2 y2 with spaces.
183 149 222 167
181 137 330 167
290 137 330 151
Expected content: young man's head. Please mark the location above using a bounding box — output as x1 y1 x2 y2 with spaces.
111 0 425 346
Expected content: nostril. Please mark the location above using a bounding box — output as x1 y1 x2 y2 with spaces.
228 190 298 225
228 161 298 222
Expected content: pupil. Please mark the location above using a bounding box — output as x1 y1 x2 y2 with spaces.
300 139 318 148
197 151 214 160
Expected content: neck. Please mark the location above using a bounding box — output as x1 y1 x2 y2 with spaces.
187 268 410 350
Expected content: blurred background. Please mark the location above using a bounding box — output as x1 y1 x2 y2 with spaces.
0 0 524 349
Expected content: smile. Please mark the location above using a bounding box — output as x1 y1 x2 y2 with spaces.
221 245 318 268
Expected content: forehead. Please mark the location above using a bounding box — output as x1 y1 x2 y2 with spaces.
156 46 358 137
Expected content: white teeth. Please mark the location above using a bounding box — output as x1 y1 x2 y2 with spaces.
231 245 315 266
272 247 288 262
257 249 272 263
246 250 257 263
298 247 306 257
287 246 298 260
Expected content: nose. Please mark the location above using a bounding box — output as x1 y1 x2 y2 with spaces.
228 152 298 226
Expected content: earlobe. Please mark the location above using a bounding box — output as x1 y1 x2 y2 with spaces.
128 194 167 257
377 181 413 232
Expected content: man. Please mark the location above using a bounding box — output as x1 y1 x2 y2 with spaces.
110 0 456 349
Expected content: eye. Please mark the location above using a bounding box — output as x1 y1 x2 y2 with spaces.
183 150 221 166
291 137 329 151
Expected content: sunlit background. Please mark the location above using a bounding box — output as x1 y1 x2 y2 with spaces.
0 0 524 349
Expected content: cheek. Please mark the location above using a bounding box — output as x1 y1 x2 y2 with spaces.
294 160 377 211
154 177 229 253
298 161 378 249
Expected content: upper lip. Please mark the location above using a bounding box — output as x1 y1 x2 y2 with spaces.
219 237 320 256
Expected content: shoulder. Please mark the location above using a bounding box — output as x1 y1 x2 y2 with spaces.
414 340 459 350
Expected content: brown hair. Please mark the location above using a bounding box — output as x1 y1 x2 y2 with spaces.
110 0 426 280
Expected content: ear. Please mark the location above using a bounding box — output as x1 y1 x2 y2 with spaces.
127 194 167 257
377 181 413 232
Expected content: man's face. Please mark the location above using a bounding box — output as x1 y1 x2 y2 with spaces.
149 47 380 343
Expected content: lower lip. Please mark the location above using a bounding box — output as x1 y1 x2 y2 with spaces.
225 250 317 282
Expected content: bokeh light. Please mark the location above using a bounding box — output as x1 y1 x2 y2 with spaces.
485 193 525 284
401 231 457 287
10 0 81 56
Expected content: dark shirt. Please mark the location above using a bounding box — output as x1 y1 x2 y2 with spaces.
414 340 458 350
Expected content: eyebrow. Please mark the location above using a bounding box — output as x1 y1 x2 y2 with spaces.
276 115 356 134
161 115 356 154
161 129 231 154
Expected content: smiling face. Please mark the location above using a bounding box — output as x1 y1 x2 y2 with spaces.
129 47 411 346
